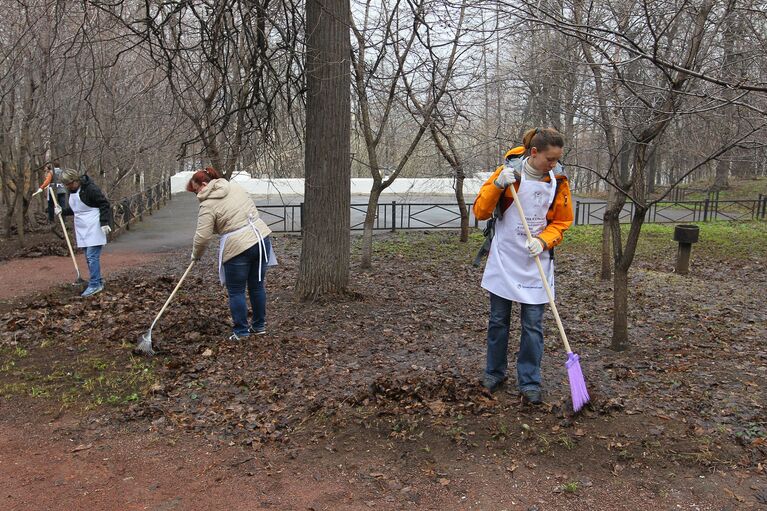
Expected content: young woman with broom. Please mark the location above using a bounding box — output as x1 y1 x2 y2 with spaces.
473 128 577 405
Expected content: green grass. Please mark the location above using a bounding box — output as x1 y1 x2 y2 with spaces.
562 482 579 493
0 345 158 410
561 221 767 260
366 221 767 264
367 231 484 261
681 177 767 201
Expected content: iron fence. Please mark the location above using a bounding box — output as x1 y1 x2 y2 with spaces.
573 194 767 225
258 194 767 233
111 179 172 237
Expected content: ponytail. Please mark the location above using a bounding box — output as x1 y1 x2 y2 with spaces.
186 166 223 192
522 127 564 154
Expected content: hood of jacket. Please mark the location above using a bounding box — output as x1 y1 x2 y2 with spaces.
71 174 94 193
197 178 230 202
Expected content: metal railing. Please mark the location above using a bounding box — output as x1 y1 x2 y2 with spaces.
111 179 172 237
257 194 767 233
573 193 767 225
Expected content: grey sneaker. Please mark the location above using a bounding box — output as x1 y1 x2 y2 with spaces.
81 285 104 297
521 388 543 405
480 374 506 394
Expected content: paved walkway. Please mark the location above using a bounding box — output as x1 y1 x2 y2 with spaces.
0 193 200 301
109 192 199 254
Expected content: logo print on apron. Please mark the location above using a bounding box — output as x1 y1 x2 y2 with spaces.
481 168 557 304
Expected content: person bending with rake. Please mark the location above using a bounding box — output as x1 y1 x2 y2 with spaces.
188 167 274 341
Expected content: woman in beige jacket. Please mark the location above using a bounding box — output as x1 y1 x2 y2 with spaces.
188 168 273 340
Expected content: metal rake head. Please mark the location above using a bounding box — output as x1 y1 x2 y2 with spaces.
134 332 156 357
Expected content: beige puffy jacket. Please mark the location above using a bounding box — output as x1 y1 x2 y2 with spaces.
192 179 272 263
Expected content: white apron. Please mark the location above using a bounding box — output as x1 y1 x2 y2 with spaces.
481 169 557 304
70 192 106 248
218 214 278 285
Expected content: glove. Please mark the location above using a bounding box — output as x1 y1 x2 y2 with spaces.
494 165 516 189
525 238 545 257
191 253 199 262
101 225 112 235
54 205 62 216
32 188 43 197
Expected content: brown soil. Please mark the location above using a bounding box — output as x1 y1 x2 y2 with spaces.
1 232 766 510
2 408 761 511
0 252 160 301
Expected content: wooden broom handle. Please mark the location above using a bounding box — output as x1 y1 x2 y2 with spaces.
508 183 573 354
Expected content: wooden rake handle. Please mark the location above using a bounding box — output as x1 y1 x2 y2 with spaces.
149 260 196 332
508 183 573 354
49 188 82 279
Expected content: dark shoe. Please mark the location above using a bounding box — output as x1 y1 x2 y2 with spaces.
249 326 266 336
521 389 543 405
481 374 506 394
228 333 246 342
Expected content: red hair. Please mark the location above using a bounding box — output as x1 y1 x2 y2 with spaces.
186 167 223 192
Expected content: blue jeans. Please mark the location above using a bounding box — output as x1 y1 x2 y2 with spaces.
47 192 67 222
223 237 271 336
485 293 545 391
84 245 103 288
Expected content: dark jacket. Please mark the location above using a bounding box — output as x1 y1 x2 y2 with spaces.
61 175 112 227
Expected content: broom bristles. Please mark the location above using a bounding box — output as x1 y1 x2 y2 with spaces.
566 352 590 412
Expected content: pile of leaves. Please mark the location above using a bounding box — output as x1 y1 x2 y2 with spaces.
1 230 765 469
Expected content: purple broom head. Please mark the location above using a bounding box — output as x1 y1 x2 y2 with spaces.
566 352 590 412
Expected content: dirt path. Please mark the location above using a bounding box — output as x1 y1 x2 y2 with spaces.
0 411 753 511
0 252 162 301
0 193 199 302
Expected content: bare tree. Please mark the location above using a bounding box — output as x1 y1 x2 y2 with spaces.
508 0 767 350
295 0 352 299
93 0 303 178
351 0 467 268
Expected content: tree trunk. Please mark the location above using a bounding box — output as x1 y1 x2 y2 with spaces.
600 219 612 280
295 0 351 300
611 264 629 351
15 193 25 247
601 187 622 281
455 170 468 242
360 184 382 269
645 147 657 195
712 159 730 191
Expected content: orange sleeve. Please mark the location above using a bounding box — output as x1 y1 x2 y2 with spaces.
539 177 573 249
39 171 52 189
472 165 505 220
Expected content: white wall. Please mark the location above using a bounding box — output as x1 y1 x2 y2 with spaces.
171 171 492 198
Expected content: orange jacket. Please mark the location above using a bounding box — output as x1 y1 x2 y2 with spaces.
39 170 53 189
473 163 573 249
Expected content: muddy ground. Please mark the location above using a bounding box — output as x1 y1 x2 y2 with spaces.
1 226 765 510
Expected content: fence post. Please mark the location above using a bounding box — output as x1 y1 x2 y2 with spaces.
391 201 396 232
574 200 580 226
299 202 304 234
760 194 766 220
714 191 720 220
703 197 710 222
